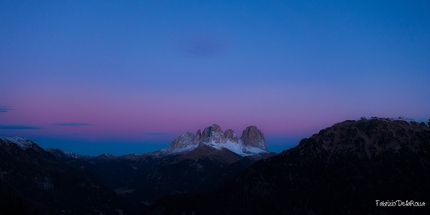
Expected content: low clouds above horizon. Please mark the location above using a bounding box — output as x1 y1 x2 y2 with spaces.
0 125 42 130
52 122 93 127
143 132 173 136
0 106 13 113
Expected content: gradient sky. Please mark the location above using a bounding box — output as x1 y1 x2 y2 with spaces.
1 0 429 155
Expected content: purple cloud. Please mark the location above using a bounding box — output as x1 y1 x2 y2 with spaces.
0 106 13 113
177 33 231 58
143 132 173 136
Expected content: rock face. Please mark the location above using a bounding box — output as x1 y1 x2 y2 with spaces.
200 124 226 143
240 126 267 150
193 129 202 144
170 132 196 149
200 124 222 142
224 129 238 142
163 124 268 156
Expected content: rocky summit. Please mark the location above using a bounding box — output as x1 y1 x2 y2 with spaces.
161 124 268 156
240 126 268 150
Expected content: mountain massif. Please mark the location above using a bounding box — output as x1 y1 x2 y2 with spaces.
1 119 429 215
160 124 268 155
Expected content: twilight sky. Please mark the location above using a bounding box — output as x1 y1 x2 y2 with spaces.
1 0 429 155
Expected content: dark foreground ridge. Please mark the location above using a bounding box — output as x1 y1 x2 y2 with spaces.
145 118 430 215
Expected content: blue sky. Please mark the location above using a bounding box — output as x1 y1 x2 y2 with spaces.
1 0 429 155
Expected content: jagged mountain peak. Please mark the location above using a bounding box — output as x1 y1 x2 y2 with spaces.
200 124 223 142
224 129 238 142
240 125 267 150
162 124 268 156
206 124 223 132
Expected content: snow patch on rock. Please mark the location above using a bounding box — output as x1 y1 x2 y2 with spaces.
0 136 34 150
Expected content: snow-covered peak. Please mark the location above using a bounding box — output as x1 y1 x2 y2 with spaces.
160 143 198 156
96 153 116 159
47 148 81 159
0 136 34 150
64 151 79 159
204 140 268 156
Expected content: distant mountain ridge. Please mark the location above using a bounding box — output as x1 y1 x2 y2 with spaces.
0 137 145 215
160 124 268 156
